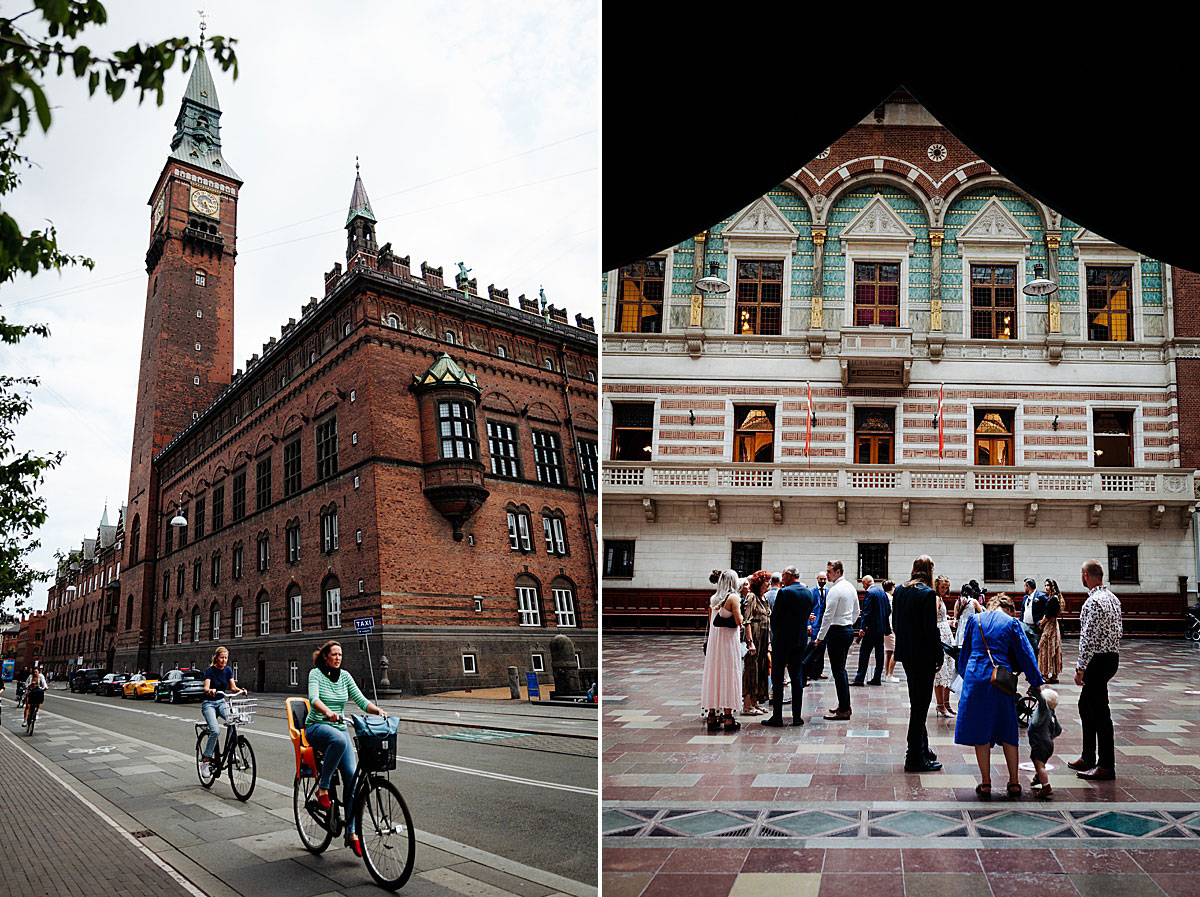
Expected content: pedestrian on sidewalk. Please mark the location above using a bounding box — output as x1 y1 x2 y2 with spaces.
891 555 943 772
933 575 956 717
805 571 828 680
1067 560 1123 782
811 560 857 721
1038 578 1064 684
1028 687 1062 798
741 570 772 715
882 580 899 682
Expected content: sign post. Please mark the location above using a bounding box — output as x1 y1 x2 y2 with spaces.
354 618 378 704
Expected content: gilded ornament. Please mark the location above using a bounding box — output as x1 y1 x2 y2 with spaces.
810 296 823 330
1049 299 1061 334
1046 232 1061 251
689 294 704 327
930 230 944 249
811 227 827 247
930 299 943 331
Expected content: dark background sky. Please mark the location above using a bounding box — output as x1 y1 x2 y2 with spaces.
602 27 1193 273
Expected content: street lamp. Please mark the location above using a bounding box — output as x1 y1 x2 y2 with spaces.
169 492 188 529
1022 263 1058 297
696 260 730 296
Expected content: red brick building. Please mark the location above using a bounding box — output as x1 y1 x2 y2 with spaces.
44 53 597 693
15 611 48 673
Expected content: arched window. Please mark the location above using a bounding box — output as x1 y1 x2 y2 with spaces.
192 606 201 642
445 330 456 345
321 505 339 553
288 583 302 633
323 576 342 629
496 345 507 359
175 610 184 644
126 594 134 630
343 322 351 337
195 269 207 286
161 614 169 646
515 575 542 627
257 591 270 636
550 577 578 628
286 519 301 563
232 597 243 638
129 514 141 564
387 314 399 329
505 503 534 553
210 601 221 640
541 508 569 557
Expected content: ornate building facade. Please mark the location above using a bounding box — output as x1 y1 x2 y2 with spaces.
602 89 1197 630
42 53 598 692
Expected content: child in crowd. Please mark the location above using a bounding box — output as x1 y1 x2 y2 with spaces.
1028 687 1061 798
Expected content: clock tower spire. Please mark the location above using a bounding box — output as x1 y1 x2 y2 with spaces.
116 49 242 671
346 158 378 261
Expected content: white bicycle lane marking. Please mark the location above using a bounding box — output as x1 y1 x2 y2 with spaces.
50 693 597 795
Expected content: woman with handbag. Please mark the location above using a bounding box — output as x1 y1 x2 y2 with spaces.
701 569 745 733
741 570 772 715
1038 578 1064 684
954 593 1044 799
933 576 957 717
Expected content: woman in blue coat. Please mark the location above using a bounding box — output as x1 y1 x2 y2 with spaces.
955 593 1043 798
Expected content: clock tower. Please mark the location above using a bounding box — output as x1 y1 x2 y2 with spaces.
115 50 241 670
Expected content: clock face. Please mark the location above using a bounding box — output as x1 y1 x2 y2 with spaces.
153 195 165 228
190 189 219 217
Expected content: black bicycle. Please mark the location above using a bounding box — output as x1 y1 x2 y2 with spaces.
1187 604 1200 642
194 690 257 801
289 708 415 890
24 691 43 735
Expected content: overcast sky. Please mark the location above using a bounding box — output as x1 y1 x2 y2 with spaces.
2 1 599 610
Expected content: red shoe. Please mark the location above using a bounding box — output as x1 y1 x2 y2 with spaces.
317 791 332 810
349 834 363 857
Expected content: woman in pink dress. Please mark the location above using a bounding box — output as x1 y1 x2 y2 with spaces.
702 569 745 733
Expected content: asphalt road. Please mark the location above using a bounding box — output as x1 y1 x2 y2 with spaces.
30 690 598 884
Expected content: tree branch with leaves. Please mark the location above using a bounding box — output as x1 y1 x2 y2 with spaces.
0 1 236 621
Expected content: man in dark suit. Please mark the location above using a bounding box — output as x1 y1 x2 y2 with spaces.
804 570 829 680
762 564 814 727
1021 578 1048 655
851 575 891 686
891 555 943 772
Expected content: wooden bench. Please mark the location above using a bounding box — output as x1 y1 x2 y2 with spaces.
603 589 710 632
1016 592 1187 637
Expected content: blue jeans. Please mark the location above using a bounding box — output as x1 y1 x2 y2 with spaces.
201 700 228 758
306 722 358 834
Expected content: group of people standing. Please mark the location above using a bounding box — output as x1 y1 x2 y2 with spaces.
699 555 1124 799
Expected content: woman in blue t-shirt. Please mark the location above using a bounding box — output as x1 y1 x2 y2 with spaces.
200 647 243 774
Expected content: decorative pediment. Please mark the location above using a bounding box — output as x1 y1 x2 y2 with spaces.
956 197 1032 245
839 195 917 245
725 197 798 242
1070 226 1138 258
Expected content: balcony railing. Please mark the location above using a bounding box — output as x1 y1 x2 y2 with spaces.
603 462 1195 502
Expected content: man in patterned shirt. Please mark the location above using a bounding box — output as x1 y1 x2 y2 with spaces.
1067 559 1123 781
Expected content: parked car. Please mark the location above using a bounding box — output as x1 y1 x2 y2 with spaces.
95 673 129 697
122 673 159 699
70 668 106 693
154 668 205 704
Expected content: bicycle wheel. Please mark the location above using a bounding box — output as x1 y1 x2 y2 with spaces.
357 777 416 891
25 707 36 735
228 735 257 801
195 735 218 788
293 775 333 853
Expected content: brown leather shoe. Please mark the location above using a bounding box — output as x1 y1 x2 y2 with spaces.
1077 766 1116 781
1066 758 1094 771
823 709 852 721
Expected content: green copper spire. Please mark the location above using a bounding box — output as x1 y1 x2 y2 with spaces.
346 157 377 226
168 50 241 183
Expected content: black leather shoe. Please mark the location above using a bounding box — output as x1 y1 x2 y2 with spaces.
923 748 938 762
904 759 943 773
760 716 784 727
850 680 865 687
790 718 804 726
867 679 882 686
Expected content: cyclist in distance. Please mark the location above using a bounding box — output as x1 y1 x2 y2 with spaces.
24 666 47 727
306 640 389 857
200 647 243 776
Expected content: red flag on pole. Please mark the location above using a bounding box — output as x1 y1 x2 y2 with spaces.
806 381 813 469
937 383 945 466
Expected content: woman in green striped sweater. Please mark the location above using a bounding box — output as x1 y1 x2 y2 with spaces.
305 640 388 856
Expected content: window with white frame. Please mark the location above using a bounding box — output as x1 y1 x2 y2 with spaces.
233 602 243 638
210 605 220 640
542 512 568 556
162 615 169 645
321 506 339 553
192 608 201 642
289 588 302 632
552 586 577 627
258 597 270 636
516 582 541 627
506 508 533 553
176 612 184 644
462 653 478 675
289 661 298 686
531 653 544 672
325 580 341 629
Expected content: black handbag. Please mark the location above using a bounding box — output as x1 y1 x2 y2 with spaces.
713 612 737 628
978 625 1018 696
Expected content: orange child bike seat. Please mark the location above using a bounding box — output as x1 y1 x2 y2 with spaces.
285 697 317 778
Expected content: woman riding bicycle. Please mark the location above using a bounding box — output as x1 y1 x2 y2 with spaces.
200 647 243 775
24 667 47 726
305 640 388 857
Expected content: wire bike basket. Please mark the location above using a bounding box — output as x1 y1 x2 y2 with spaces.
224 697 257 726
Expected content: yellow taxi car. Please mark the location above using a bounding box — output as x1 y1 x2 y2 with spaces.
122 673 159 699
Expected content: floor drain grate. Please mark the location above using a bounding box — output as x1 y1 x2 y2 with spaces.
130 830 155 839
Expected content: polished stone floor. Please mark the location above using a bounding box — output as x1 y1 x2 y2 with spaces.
603 634 1200 897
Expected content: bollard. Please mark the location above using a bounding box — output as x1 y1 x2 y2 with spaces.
507 666 521 699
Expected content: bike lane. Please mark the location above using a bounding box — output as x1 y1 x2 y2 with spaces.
1 696 593 897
